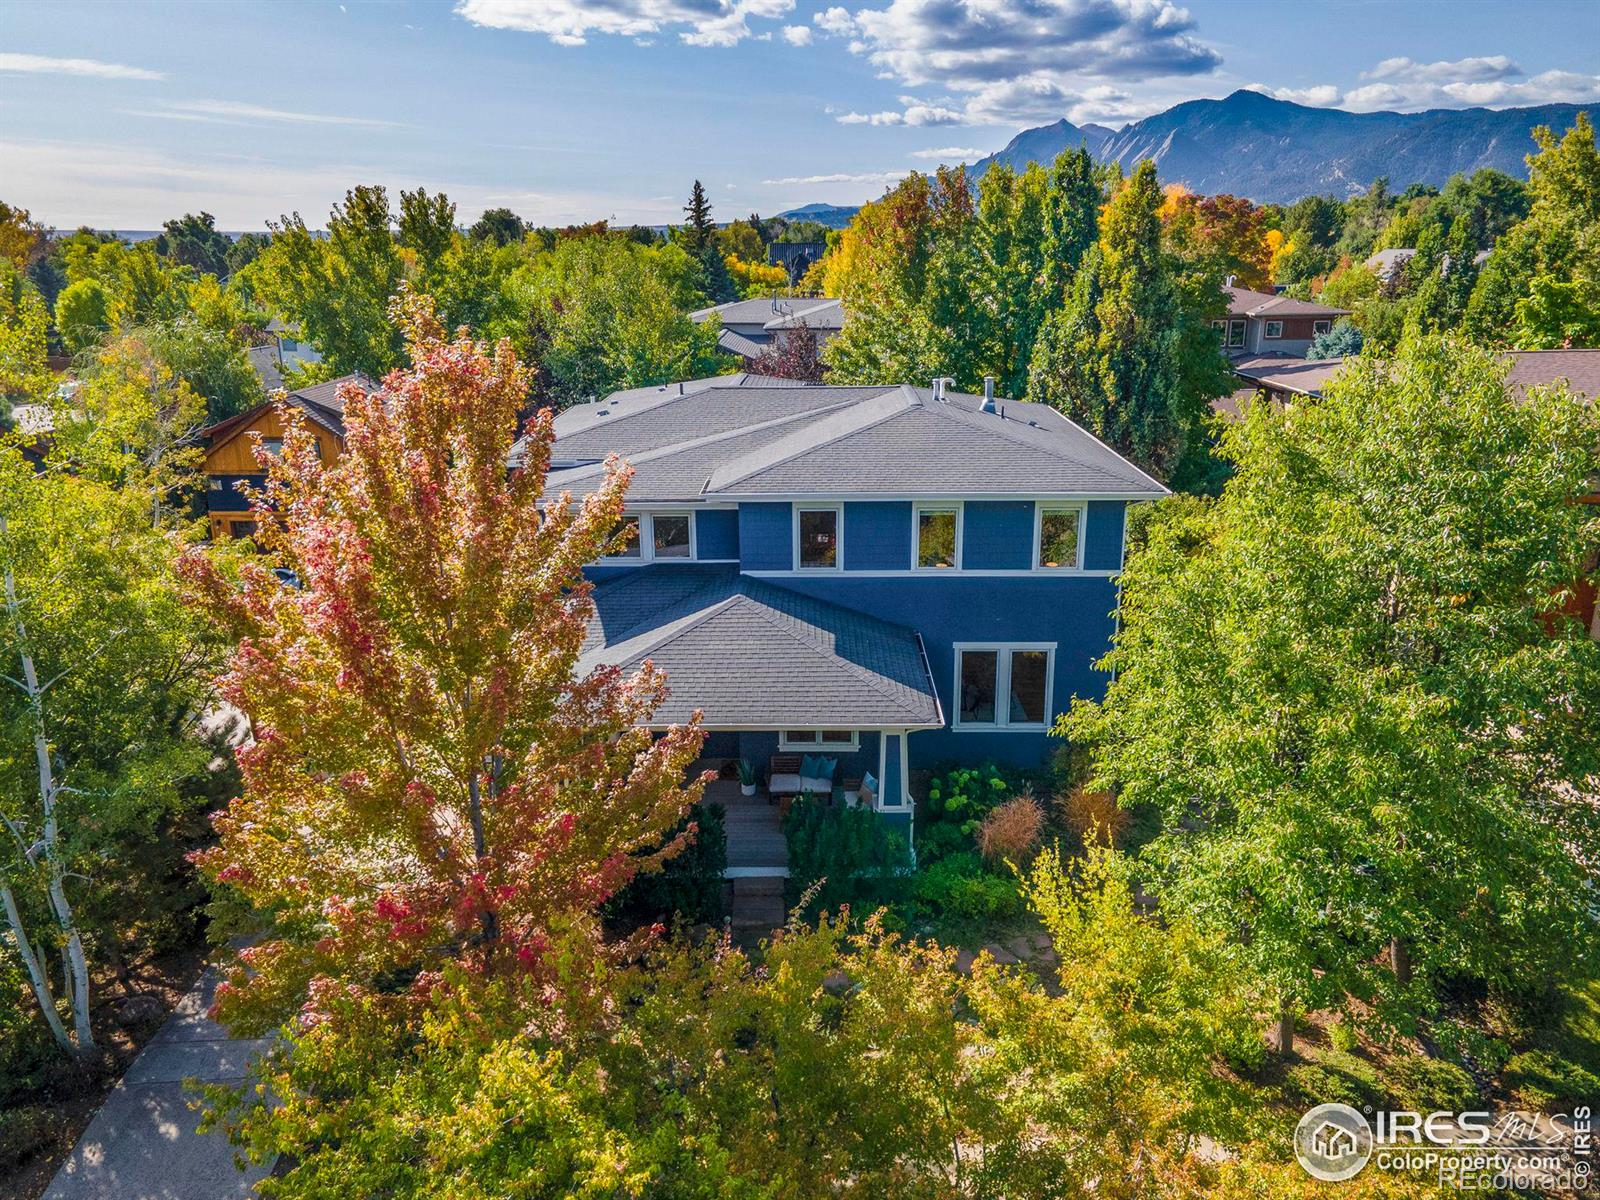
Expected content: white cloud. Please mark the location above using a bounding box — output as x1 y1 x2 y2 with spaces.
0 137 680 229
454 0 794 47
908 146 986 159
0 52 164 81
1255 56 1600 114
781 24 811 45
127 100 403 128
812 0 1221 126
762 170 907 185
837 97 964 125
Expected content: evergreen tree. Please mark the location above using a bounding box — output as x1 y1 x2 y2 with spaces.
1027 161 1227 480
682 180 715 256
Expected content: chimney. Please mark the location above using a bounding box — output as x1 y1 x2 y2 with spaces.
981 376 997 414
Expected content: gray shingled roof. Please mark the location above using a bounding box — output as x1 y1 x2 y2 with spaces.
690 296 843 329
543 378 1165 500
1226 285 1348 319
716 328 769 359
578 565 941 727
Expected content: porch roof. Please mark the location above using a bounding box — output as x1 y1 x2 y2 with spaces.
579 565 942 729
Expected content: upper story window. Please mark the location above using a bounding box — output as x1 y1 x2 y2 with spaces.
1213 318 1246 349
1035 504 1084 570
796 505 840 569
1263 320 1284 339
605 511 694 563
915 503 959 570
954 643 1054 730
260 437 285 457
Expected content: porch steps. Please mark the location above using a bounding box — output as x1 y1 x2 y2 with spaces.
727 876 787 936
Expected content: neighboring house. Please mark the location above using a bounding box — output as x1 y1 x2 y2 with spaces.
768 242 825 284
1219 354 1348 414
691 296 845 365
518 371 1166 850
200 375 361 540
265 318 323 375
1216 285 1348 358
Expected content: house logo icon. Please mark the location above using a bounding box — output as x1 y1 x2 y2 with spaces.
1294 1102 1374 1181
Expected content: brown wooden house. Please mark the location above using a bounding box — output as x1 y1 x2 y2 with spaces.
200 375 360 540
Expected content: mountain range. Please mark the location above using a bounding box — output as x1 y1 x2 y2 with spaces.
784 90 1591 219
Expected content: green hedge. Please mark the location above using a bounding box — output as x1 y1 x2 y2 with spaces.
607 802 727 928
784 797 911 917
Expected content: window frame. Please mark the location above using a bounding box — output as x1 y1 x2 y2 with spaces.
1033 502 1087 572
793 503 843 571
1312 319 1331 336
1263 319 1284 340
778 729 860 752
911 501 963 571
951 642 1056 732
600 510 696 564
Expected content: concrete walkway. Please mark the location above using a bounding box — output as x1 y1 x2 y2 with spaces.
43 968 276 1200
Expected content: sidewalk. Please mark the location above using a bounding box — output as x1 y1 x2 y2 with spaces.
43 969 275 1200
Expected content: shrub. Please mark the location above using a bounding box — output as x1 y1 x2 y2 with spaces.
1328 1020 1359 1054
0 1104 55 1170
913 853 1026 924
1055 786 1128 845
1432 1019 1511 1074
1285 1062 1380 1110
976 792 1044 866
1385 1055 1479 1112
1502 1050 1600 1112
913 820 970 866
784 797 910 916
607 803 727 928
925 764 1013 832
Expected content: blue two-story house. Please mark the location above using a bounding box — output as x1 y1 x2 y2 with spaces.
530 372 1165 856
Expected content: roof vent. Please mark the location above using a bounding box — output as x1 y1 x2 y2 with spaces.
678 382 684 395
930 377 943 401
1225 274 1236 288
981 376 997 414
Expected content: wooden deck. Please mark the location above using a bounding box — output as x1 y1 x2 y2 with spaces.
705 779 788 877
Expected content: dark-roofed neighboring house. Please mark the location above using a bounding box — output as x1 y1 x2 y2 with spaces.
521 371 1167 859
200 374 363 540
690 296 845 365
1217 285 1348 359
768 242 825 284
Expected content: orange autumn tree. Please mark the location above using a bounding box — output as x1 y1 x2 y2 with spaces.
180 294 705 1034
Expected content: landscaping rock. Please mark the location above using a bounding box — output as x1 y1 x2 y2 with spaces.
115 995 167 1028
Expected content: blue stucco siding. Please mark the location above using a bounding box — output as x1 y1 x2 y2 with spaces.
695 508 740 560
772 574 1118 768
843 501 912 570
961 501 1034 570
738 502 793 571
1084 501 1129 572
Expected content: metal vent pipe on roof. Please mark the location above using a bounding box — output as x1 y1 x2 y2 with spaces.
931 377 942 401
981 376 997 414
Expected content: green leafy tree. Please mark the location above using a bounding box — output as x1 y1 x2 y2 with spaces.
0 403 213 1053
1062 337 1600 1052
177 296 706 1036
54 277 113 354
1467 113 1600 347
104 319 264 426
468 207 526 247
249 185 405 376
1028 161 1230 481
1406 216 1477 334
396 187 457 283
0 262 54 412
153 212 232 277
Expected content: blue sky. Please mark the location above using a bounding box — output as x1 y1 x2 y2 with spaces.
2 0 1597 230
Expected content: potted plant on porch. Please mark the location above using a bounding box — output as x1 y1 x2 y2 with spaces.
736 759 759 797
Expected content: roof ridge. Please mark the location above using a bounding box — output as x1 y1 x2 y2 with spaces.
924 399 1168 492
703 388 907 492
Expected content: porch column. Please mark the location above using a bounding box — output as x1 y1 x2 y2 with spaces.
879 731 905 809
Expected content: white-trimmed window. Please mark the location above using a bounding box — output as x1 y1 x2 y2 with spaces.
604 512 694 562
796 505 841 570
1312 319 1331 336
913 503 960 570
1034 504 1084 571
953 644 1054 731
780 730 859 751
1263 319 1284 339
1213 318 1246 349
